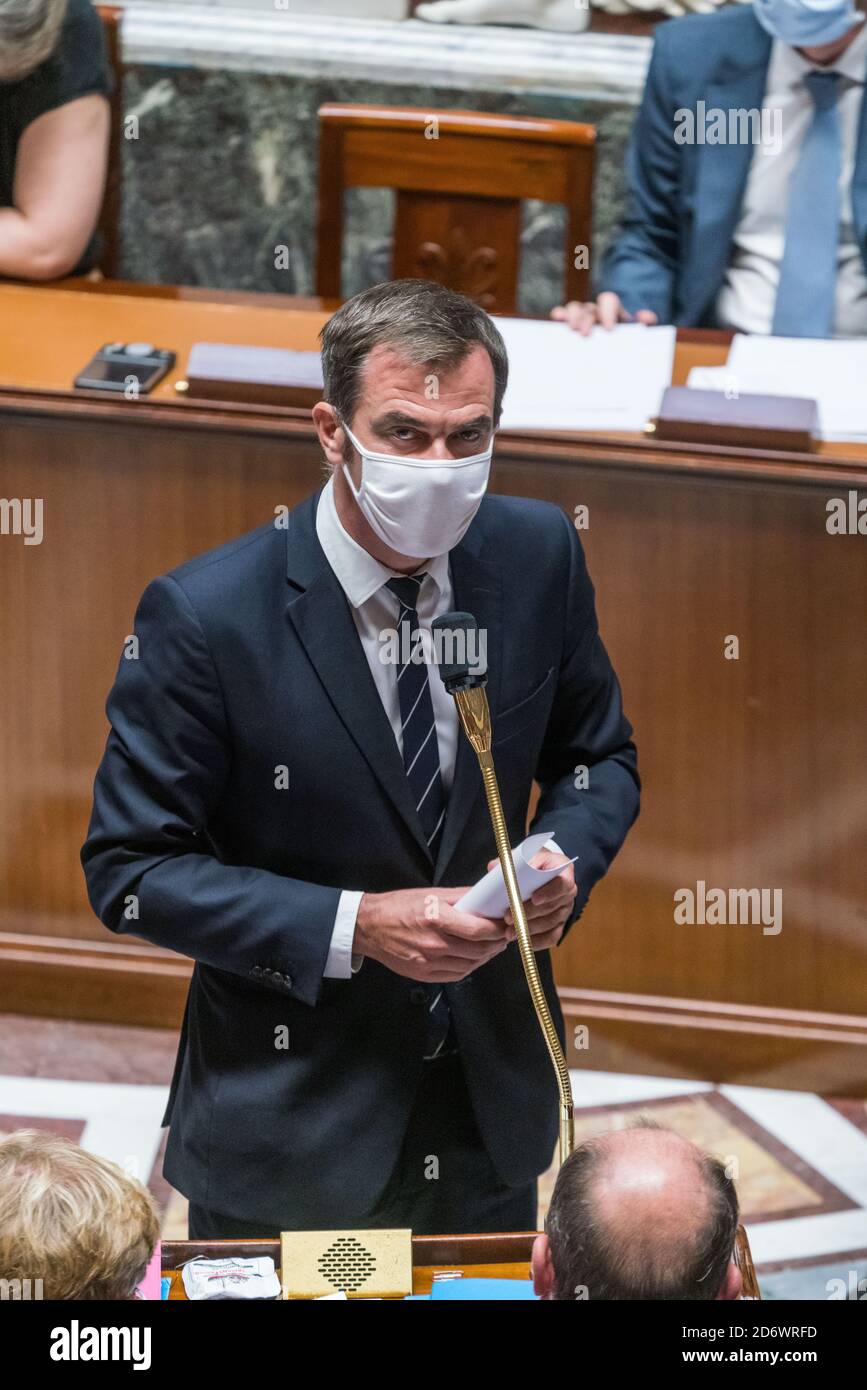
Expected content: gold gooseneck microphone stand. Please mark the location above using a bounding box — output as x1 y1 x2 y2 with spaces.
432 613 574 1167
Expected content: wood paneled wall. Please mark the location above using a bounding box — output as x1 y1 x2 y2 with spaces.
1 287 865 1091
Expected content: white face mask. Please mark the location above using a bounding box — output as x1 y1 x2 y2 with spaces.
753 0 864 45
341 422 493 557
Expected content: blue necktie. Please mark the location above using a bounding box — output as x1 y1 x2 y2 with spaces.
773 70 844 339
386 574 456 1061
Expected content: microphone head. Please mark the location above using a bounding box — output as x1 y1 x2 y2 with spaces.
431 611 488 693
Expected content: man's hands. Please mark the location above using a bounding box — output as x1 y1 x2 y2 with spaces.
355 851 578 981
550 292 659 338
487 848 577 951
354 887 510 982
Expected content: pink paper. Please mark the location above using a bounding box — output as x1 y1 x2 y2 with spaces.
136 1242 162 1300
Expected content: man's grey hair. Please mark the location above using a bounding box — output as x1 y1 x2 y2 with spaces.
319 278 509 431
0 0 67 81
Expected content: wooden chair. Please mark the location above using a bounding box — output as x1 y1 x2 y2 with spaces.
316 103 595 313
95 5 123 279
734 1224 761 1300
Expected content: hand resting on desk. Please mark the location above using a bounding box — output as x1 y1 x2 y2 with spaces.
551 292 660 338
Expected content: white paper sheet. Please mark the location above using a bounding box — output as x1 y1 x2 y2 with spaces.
724 334 867 442
686 366 737 392
494 319 676 433
455 831 578 920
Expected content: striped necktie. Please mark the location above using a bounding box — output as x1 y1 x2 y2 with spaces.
773 70 844 339
386 574 456 1060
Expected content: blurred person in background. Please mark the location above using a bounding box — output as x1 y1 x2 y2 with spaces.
554 0 867 340
0 0 111 279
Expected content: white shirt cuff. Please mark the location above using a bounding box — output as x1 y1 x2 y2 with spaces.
323 889 365 979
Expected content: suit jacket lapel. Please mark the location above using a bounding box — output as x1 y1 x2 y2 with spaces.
688 24 772 323
284 491 433 864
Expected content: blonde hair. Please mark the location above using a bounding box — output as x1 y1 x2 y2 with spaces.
0 1129 160 1300
0 0 68 82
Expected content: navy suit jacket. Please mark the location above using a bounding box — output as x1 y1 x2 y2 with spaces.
600 6 867 326
81 488 640 1228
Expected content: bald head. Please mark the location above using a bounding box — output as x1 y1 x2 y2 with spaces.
591 1127 714 1282
538 1121 740 1301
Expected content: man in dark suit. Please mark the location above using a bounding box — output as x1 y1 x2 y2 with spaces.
81 278 639 1238
554 0 867 338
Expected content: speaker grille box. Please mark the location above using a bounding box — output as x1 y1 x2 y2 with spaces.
280 1229 413 1300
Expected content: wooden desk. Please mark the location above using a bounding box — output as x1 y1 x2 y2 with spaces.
160 1228 762 1299
1 281 865 1093
162 1233 536 1300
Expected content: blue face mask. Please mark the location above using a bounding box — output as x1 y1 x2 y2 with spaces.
753 0 865 46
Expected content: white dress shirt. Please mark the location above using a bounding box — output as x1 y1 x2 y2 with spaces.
714 24 867 337
316 474 459 977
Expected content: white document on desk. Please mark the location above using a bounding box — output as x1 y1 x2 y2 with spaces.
495 319 676 433
725 334 867 441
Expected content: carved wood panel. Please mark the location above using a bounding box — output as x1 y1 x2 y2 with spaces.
393 191 521 312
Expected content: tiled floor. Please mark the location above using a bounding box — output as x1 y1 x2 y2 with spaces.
2 1012 865 1299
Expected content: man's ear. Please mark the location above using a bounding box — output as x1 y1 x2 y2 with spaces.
312 401 348 470
716 1262 743 1301
531 1233 556 1299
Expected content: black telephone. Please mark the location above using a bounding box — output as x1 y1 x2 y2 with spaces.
74 342 175 395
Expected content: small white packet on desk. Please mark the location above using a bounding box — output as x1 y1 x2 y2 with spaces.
181 1255 281 1300
455 832 577 919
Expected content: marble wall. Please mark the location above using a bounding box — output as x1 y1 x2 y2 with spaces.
116 13 648 311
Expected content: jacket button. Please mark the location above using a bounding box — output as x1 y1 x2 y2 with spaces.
251 966 262 977
282 974 293 989
410 987 427 1005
